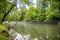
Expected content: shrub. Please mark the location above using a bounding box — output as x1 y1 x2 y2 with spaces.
0 24 9 40
24 7 37 22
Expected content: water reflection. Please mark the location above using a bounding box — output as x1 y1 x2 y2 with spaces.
15 33 24 40
4 21 60 40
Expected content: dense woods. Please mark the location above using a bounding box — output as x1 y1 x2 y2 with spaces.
0 0 60 23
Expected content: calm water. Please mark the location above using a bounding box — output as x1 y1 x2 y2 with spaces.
5 21 60 40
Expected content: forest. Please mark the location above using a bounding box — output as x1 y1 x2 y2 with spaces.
0 0 60 40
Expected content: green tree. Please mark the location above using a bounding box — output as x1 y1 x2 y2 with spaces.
24 7 37 22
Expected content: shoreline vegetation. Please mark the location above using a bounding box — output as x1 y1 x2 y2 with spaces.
0 24 9 40
3 21 60 25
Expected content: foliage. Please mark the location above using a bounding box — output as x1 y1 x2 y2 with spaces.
21 0 30 5
19 8 26 20
0 34 8 40
24 0 60 23
0 14 4 21
24 7 37 22
0 0 6 14
36 9 46 22
24 7 46 22
44 0 60 23
0 25 9 40
0 0 60 23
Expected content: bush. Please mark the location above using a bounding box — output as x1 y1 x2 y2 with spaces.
0 24 9 40
24 7 37 22
0 34 8 40
24 7 46 22
45 8 60 23
36 9 45 22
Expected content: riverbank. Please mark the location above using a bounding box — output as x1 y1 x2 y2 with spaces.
0 24 9 40
2 21 60 40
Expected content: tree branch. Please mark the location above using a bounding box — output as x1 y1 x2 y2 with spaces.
1 4 15 24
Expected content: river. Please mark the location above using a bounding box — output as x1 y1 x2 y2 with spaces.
4 21 60 40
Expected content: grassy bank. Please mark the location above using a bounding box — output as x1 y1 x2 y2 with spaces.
0 24 9 40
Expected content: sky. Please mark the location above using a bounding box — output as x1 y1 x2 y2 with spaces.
9 0 37 11
17 0 37 11
32 0 37 7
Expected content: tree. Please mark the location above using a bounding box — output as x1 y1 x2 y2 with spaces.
45 0 60 23
24 7 37 22
0 0 31 24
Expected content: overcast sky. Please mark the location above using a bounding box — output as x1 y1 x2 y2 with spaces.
17 0 37 11
9 0 37 11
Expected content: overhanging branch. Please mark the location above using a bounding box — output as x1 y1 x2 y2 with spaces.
0 4 15 24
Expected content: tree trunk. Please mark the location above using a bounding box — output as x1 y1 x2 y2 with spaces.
0 4 15 24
